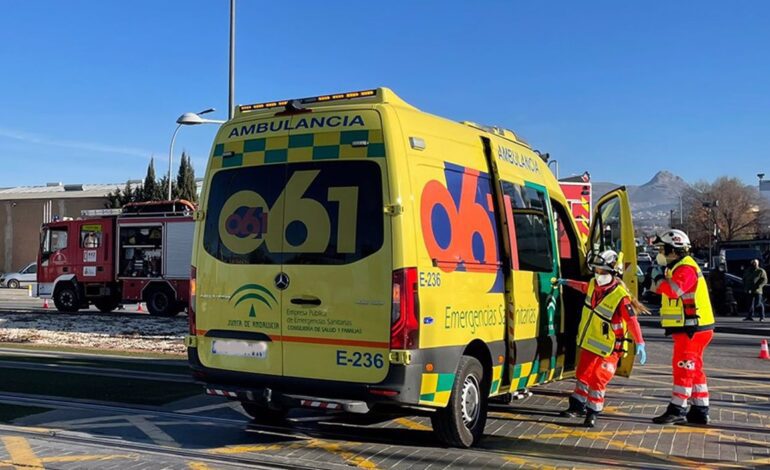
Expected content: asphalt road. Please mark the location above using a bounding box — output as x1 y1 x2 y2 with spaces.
0 291 767 468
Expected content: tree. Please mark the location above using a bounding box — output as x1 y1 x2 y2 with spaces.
105 180 139 208
143 159 162 201
682 177 770 248
175 152 197 202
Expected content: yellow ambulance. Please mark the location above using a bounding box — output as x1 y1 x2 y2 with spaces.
186 88 637 447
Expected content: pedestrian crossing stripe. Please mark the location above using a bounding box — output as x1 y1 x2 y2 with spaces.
210 129 386 169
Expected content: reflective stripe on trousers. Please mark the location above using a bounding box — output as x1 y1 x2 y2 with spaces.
691 383 709 407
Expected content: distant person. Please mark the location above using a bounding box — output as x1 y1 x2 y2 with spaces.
554 249 647 428
742 259 767 322
650 229 714 425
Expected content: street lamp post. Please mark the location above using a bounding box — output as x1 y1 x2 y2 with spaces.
703 200 719 267
168 109 224 200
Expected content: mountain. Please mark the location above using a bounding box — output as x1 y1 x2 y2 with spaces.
589 171 690 233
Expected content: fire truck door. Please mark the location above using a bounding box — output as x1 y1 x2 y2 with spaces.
79 221 111 282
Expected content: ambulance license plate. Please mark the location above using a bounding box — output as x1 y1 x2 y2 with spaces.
211 340 267 358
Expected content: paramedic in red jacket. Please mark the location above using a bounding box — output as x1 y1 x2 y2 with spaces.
555 249 647 428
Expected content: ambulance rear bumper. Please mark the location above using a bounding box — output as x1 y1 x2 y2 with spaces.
187 346 428 407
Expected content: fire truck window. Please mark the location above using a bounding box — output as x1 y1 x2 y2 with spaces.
120 226 163 278
80 225 103 249
48 228 68 253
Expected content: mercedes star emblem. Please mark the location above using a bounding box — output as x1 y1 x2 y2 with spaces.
274 272 290 290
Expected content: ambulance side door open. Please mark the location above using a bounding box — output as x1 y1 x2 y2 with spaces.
586 187 637 377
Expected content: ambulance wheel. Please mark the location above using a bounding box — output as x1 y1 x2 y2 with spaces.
54 285 80 313
431 355 488 448
240 402 288 423
146 288 176 317
94 298 121 313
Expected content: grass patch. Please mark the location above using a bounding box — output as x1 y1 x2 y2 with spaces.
0 369 202 406
0 404 51 422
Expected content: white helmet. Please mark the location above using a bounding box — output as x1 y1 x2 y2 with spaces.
654 229 691 250
587 249 620 274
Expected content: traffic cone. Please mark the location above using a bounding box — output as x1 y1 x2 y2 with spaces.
137 302 144 313
759 339 770 360
42 299 49 309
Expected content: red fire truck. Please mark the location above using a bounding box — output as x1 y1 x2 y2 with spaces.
36 200 195 316
558 172 592 242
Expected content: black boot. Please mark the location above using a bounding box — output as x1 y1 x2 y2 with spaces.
560 396 586 417
652 403 687 424
583 410 598 428
686 405 710 425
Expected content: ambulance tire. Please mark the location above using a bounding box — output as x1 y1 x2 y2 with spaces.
431 355 488 448
240 402 288 424
146 288 176 317
54 284 80 313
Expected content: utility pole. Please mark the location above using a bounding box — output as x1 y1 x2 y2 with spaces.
228 0 236 120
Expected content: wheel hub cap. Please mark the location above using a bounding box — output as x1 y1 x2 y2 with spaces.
461 375 480 427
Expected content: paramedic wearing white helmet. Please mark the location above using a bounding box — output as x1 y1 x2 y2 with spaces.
650 229 715 425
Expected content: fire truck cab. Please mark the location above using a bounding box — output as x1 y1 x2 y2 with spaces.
36 200 195 316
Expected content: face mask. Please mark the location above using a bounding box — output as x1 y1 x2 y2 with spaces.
595 273 612 286
656 253 668 266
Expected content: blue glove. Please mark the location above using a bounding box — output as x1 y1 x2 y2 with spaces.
636 344 647 365
551 278 568 286
651 266 664 280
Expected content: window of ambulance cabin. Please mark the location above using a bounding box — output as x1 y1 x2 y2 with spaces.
552 202 577 260
591 196 622 255
501 181 554 272
80 225 102 249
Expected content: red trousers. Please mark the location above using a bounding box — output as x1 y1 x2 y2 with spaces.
572 349 621 413
671 330 713 408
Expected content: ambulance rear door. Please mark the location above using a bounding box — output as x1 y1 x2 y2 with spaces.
278 109 392 384
586 187 637 377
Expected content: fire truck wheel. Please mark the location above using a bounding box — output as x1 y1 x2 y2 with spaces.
94 298 121 313
430 355 488 448
53 285 80 313
240 402 288 423
146 288 176 317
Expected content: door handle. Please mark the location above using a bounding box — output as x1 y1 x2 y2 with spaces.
291 297 322 306
62 267 69 273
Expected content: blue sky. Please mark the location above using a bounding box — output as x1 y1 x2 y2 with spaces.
0 1 768 188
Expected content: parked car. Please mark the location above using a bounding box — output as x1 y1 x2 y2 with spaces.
0 262 37 289
638 253 652 263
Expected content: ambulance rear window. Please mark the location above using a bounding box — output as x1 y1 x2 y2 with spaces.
203 161 384 265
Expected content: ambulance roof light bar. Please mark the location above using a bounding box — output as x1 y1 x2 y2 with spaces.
239 89 378 112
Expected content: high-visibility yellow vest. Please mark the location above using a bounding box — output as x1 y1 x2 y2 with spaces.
659 256 714 328
578 280 629 357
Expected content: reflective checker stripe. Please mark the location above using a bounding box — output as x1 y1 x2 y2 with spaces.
300 399 341 410
206 388 238 399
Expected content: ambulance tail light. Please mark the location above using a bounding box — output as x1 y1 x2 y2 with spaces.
189 266 197 335
390 268 420 350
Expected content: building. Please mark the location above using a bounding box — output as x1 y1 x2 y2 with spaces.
0 182 132 273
